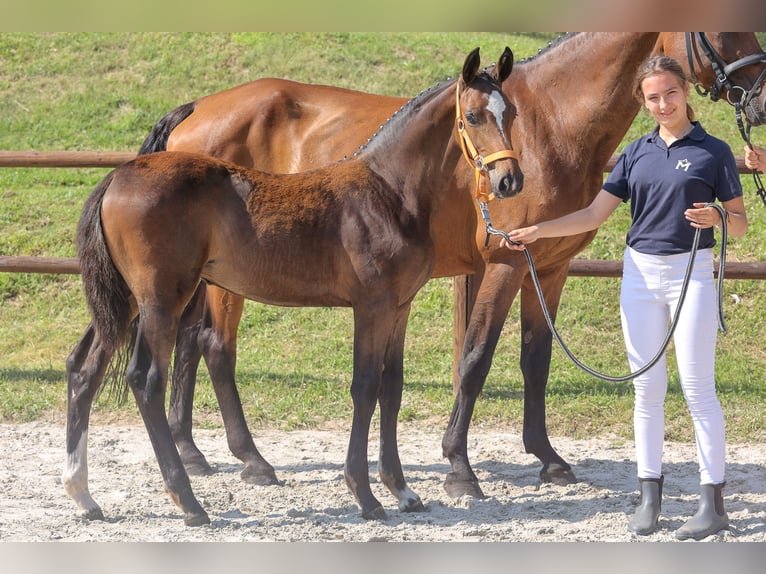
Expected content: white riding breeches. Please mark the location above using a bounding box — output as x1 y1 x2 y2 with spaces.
620 246 725 485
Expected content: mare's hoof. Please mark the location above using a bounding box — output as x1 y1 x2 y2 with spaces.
184 511 211 527
362 505 389 521
241 466 280 486
81 507 105 521
184 459 214 477
540 464 576 486
443 473 486 499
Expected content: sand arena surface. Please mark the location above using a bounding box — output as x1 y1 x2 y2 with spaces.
0 421 764 542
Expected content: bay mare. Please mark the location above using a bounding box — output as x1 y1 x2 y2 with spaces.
64 48 522 524
138 32 766 499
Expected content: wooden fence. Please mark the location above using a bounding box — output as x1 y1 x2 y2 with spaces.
1 150 765 279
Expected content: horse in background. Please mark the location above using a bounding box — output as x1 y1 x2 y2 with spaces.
138 32 766 499
64 47 522 525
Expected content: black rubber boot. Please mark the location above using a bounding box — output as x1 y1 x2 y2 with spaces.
675 482 730 540
628 475 663 535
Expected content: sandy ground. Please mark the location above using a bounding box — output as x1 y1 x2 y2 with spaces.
0 421 764 543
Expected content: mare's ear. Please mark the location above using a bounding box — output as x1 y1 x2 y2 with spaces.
461 47 481 85
494 46 514 83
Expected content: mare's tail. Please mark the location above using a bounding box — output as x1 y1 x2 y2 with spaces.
76 171 135 360
137 101 195 155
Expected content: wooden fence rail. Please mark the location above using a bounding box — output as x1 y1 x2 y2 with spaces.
0 150 136 168
3 255 764 279
2 150 765 280
0 150 756 171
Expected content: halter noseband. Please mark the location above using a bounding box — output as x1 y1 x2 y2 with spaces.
455 81 518 203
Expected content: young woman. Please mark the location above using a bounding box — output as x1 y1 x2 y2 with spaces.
503 55 748 540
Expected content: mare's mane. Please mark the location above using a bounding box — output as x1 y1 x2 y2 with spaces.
347 33 576 160
349 77 456 159
517 32 578 65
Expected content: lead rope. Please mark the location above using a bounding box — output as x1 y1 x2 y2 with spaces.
477 201 728 383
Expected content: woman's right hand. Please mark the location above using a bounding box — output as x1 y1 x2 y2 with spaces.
501 226 540 250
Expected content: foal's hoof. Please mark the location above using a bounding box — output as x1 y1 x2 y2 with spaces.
362 505 389 521
401 498 426 513
81 507 105 521
540 463 577 486
443 473 486 499
184 511 211 527
241 466 280 486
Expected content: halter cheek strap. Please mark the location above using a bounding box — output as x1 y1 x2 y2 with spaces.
455 82 518 202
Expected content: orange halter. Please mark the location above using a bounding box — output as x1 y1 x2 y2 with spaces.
455 82 518 203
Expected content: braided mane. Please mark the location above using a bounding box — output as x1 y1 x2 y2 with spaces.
345 34 576 160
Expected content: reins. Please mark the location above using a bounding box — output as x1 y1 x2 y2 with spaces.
476 201 729 383
685 32 766 205
455 82 518 203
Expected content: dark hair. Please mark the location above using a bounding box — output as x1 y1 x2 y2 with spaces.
634 55 696 121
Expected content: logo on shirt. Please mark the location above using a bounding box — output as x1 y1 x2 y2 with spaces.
676 158 692 172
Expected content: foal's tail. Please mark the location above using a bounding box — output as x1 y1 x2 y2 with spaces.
137 101 196 155
76 171 135 364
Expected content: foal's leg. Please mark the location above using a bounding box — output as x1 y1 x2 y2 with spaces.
377 304 424 513
442 263 525 499
345 303 398 520
518 266 575 485
62 323 115 520
128 309 209 526
169 283 212 475
199 286 278 485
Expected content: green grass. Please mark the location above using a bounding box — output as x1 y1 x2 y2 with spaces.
1 33 765 445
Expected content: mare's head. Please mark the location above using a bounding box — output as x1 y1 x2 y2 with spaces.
457 47 523 200
657 32 766 127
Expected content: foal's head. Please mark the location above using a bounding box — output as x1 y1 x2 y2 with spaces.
457 47 524 200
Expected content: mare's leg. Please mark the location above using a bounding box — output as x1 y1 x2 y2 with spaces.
442 263 524 498
128 308 209 526
518 265 575 484
452 275 478 391
345 303 398 520
62 323 115 520
169 283 211 475
376 303 424 513
199 286 277 485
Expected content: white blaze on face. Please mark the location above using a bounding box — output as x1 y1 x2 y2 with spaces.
487 91 508 137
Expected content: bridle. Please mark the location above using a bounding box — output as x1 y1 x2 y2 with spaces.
455 81 518 204
685 32 766 109
685 32 766 203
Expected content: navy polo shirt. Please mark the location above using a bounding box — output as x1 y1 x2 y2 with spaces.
603 122 742 255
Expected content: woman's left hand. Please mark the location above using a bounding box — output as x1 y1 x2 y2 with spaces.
685 203 722 229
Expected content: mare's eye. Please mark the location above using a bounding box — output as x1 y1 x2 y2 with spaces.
465 112 479 126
